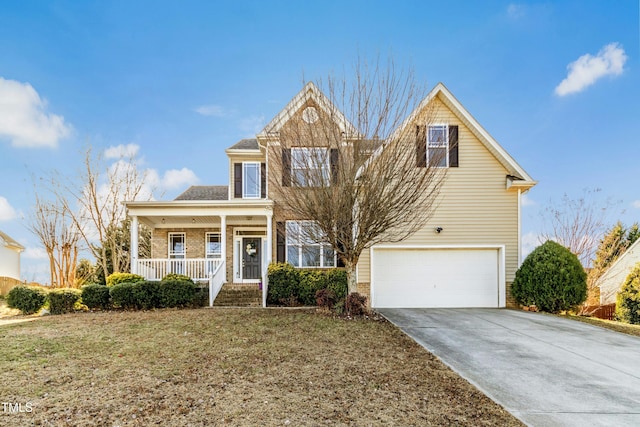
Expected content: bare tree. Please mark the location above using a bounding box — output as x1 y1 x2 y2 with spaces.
269 59 448 294
51 147 154 280
540 189 621 266
28 195 81 288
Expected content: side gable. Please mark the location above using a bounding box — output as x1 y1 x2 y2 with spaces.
599 238 640 304
0 230 24 252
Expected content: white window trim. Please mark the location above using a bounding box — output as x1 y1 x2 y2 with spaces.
205 232 222 259
168 232 186 259
242 161 261 199
285 220 336 268
427 124 449 168
291 147 330 187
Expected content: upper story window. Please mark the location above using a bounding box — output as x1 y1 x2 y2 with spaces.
417 124 459 169
234 162 265 199
291 147 330 187
286 220 335 268
205 232 221 258
428 125 449 168
243 162 260 198
168 233 185 259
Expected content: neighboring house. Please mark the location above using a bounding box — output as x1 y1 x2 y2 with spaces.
0 230 24 280
125 82 536 308
599 238 640 305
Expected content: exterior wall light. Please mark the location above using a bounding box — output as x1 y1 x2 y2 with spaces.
435 227 443 234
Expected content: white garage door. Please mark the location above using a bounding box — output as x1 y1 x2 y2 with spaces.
371 247 501 308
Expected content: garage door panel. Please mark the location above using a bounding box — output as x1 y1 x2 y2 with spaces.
372 248 500 308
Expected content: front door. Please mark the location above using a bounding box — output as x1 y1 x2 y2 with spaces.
242 237 262 280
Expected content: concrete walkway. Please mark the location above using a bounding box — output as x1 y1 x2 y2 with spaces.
378 308 640 427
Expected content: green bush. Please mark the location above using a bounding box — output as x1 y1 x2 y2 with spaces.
132 281 161 310
161 273 194 284
159 280 197 308
615 263 640 324
109 282 137 309
6 286 47 314
298 270 328 306
267 263 300 305
325 269 348 301
192 286 209 307
106 272 144 287
48 288 82 315
81 284 111 310
512 240 587 313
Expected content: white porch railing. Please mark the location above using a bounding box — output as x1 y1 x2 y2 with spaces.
209 261 226 307
136 258 222 282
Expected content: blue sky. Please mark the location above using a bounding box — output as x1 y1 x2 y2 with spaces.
0 0 638 282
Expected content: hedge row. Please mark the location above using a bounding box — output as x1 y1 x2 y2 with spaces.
266 263 347 306
7 280 207 315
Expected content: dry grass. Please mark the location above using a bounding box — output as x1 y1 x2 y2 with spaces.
0 308 521 426
563 314 640 337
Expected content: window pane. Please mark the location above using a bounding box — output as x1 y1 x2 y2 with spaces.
243 163 260 198
169 234 185 258
428 147 447 168
301 245 320 267
287 245 299 267
429 126 447 145
323 246 335 267
286 222 299 244
206 233 221 258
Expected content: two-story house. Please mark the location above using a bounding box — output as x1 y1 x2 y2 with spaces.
125 82 535 308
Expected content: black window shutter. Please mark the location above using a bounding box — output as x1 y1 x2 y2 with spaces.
261 162 266 198
449 125 459 168
282 149 291 187
330 148 339 184
234 163 242 198
416 125 427 168
336 242 345 268
276 222 286 263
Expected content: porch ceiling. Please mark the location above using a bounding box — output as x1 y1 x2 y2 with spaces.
138 215 269 229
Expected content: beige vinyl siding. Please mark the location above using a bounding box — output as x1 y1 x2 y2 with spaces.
358 95 519 285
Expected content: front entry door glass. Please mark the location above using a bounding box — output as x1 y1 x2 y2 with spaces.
242 237 262 280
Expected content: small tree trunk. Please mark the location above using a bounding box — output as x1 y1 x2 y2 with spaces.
345 262 358 295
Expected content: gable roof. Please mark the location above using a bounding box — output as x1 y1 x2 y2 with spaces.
174 186 229 201
410 83 535 185
0 230 24 252
257 82 358 138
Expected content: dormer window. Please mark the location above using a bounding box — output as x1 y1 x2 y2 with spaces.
243 162 260 198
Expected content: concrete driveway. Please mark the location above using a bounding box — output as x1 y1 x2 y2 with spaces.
378 308 640 427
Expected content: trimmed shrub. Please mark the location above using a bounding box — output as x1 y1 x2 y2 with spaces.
345 292 367 316
512 240 587 313
159 280 197 308
81 284 111 310
48 288 82 315
325 269 348 301
106 272 144 287
131 281 161 310
615 263 640 324
110 282 137 309
161 273 194 284
192 286 209 307
6 286 47 314
267 263 299 305
298 270 328 306
316 288 336 309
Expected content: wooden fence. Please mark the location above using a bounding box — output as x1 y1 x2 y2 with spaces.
0 276 22 296
583 304 616 321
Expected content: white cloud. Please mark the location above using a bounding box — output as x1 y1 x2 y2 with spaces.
555 43 627 96
194 104 229 117
161 168 199 190
0 196 17 221
0 77 72 148
507 3 526 20
521 232 543 260
633 200 640 209
22 246 48 260
104 143 140 159
521 194 535 207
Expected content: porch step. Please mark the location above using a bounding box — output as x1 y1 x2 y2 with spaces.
214 284 262 307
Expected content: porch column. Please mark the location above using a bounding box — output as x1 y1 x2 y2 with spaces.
130 215 139 274
220 215 227 282
264 213 273 307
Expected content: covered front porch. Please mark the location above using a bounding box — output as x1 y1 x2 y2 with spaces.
125 200 274 307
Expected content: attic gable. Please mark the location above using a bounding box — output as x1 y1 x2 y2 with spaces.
257 82 358 140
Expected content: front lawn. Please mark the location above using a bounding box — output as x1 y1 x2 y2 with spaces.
0 308 520 426
563 313 640 337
